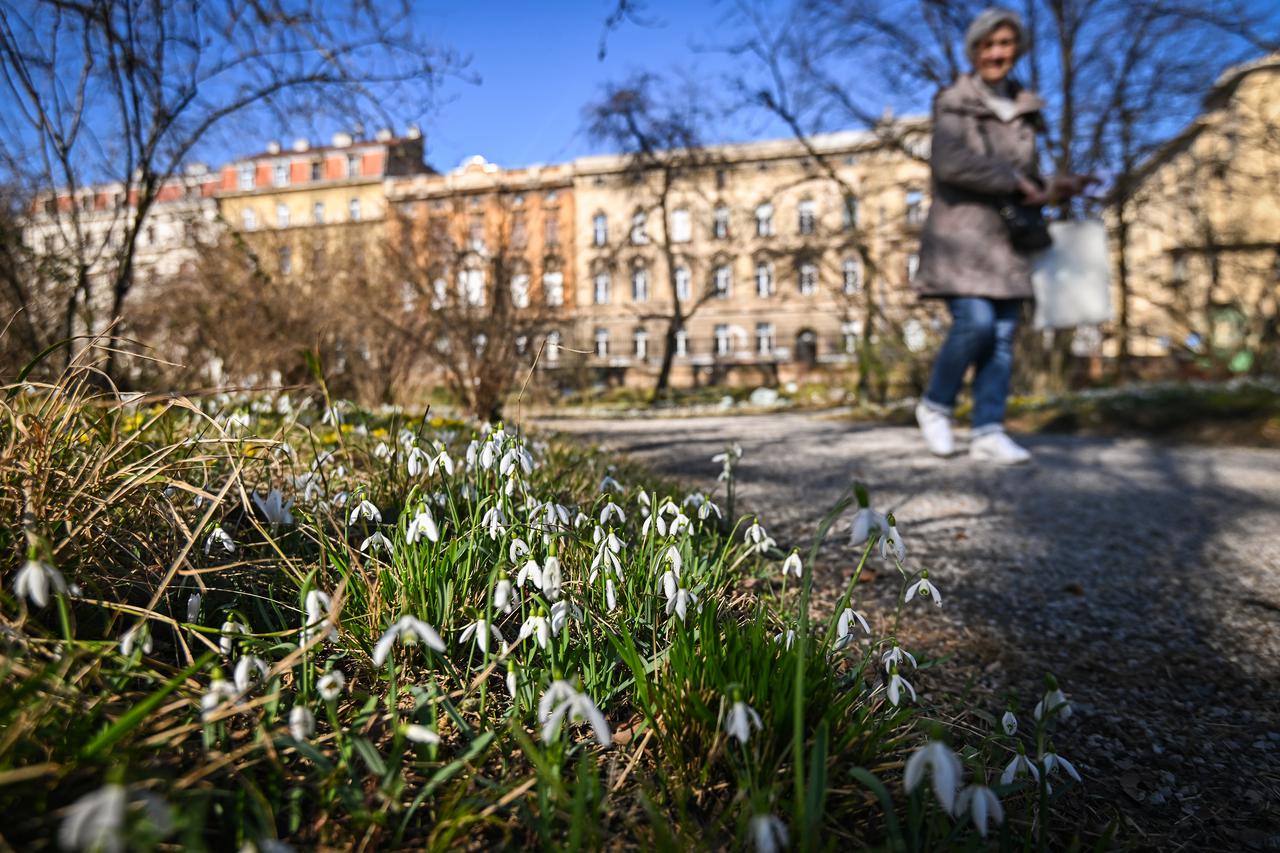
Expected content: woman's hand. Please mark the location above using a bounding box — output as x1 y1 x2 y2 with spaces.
1016 175 1051 206
1047 174 1100 202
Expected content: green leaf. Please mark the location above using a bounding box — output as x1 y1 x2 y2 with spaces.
351 736 387 777
81 653 215 760
850 766 903 849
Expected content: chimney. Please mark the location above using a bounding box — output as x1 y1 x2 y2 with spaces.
292 138 310 152
266 140 281 154
332 132 353 148
405 123 422 140
375 127 393 142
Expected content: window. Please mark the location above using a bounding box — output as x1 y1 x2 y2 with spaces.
241 208 257 230
841 321 860 354
431 277 447 309
238 165 254 190
459 268 485 306
594 272 611 305
546 190 558 203
276 202 289 228
756 322 775 356
713 205 730 239
468 215 485 251
1171 255 1188 286
346 153 360 178
713 264 731 299
671 208 691 243
543 271 564 306
905 190 925 225
798 199 816 235
545 213 559 246
545 330 561 363
755 203 774 237
273 163 287 187
594 327 609 358
632 267 649 303
511 274 530 309
634 328 649 360
714 324 731 357
512 193 525 207
675 265 691 302
515 335 529 356
799 262 818 295
907 252 920 282
755 262 774 298
592 213 608 247
349 198 361 221
715 168 727 189
675 328 688 357
313 202 325 224
842 257 863 294
839 194 860 229
310 161 322 181
278 247 292 274
630 210 648 244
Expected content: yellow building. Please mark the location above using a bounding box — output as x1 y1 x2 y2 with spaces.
1115 54 1280 372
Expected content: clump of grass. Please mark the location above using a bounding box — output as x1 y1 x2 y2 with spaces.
1 358 1095 850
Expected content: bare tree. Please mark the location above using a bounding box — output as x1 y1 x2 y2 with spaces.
0 0 460 381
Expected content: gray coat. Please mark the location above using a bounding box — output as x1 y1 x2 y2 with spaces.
914 74 1046 301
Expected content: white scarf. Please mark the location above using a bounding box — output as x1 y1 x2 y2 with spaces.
974 77 1019 123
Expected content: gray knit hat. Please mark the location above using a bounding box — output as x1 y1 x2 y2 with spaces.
964 8 1027 66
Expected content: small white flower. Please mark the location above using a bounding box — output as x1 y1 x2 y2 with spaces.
605 578 617 612
493 579 516 614
508 537 531 563
724 699 763 744
204 527 235 556
955 784 1004 837
848 508 888 547
201 679 238 721
406 446 429 477
904 740 963 814
538 679 611 746
289 705 315 741
665 587 697 622
879 518 906 562
836 608 871 647
599 501 626 525
429 449 456 477
599 474 623 493
234 656 270 692
904 572 942 607
302 589 337 644
347 499 381 525
459 619 505 654
880 643 917 674
781 551 803 578
1043 750 1082 782
1034 686 1072 721
774 629 796 649
120 623 152 656
749 813 788 853
518 614 551 650
549 600 581 635
317 669 346 701
506 664 518 697
186 592 202 623
1001 710 1018 736
360 532 393 554
886 670 916 706
219 620 246 657
542 557 563 601
252 489 294 526
406 507 439 544
516 558 543 591
743 520 776 555
13 559 66 608
372 615 446 667
58 783 127 853
1001 751 1040 785
403 723 441 744
481 506 507 539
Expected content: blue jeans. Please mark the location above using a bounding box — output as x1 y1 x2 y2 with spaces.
923 297 1021 432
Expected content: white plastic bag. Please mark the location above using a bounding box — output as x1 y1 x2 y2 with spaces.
1031 220 1113 330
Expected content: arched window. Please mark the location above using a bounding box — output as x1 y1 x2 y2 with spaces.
593 271 611 305
755 261 774 298
755 203 774 237
674 264 692 302
842 257 863 294
630 210 648 244
797 199 816 235
592 212 608 246
632 265 649 302
798 261 818 295
795 329 818 364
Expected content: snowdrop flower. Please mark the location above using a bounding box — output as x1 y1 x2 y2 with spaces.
879 514 906 562
904 571 942 607
58 784 127 853
904 740 963 815
429 449 456 477
186 592 202 623
605 578 618 611
956 784 1005 838
590 542 622 580
289 706 315 741
1001 748 1040 785
686 494 722 521
372 616 446 667
1042 749 1082 782
781 551 802 578
201 679 238 721
711 443 742 482
881 643 917 674
724 699 763 744
641 512 668 538
506 663 518 697
347 499 381 525
459 619 505 654
406 446 429 477
234 656 270 692
500 446 535 477
1001 710 1018 736
541 556 562 601
774 629 796 649
204 527 235 556
668 512 691 536
665 585 697 622
359 532 393 554
373 441 392 460
493 578 516 614
406 507 439 544
538 679 611 746
519 612 551 650
481 506 507 539
749 814 788 853
252 489 294 526
599 501 625 525
219 621 246 657
848 508 888 547
302 590 337 644
835 608 871 648
13 559 66 608
598 474 623 493
549 600 581 635
743 520 776 555
317 669 346 701
120 623 152 656
403 724 441 745
509 537 531 563
516 558 544 591
1034 679 1072 721
886 668 916 706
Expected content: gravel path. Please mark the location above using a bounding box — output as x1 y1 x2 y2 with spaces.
538 411 1280 850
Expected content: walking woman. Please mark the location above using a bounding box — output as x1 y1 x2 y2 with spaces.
913 8 1092 464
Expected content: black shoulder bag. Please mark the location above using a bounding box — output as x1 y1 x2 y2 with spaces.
977 119 1052 253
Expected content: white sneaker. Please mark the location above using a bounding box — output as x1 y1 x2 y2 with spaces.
969 430 1032 465
915 401 955 457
